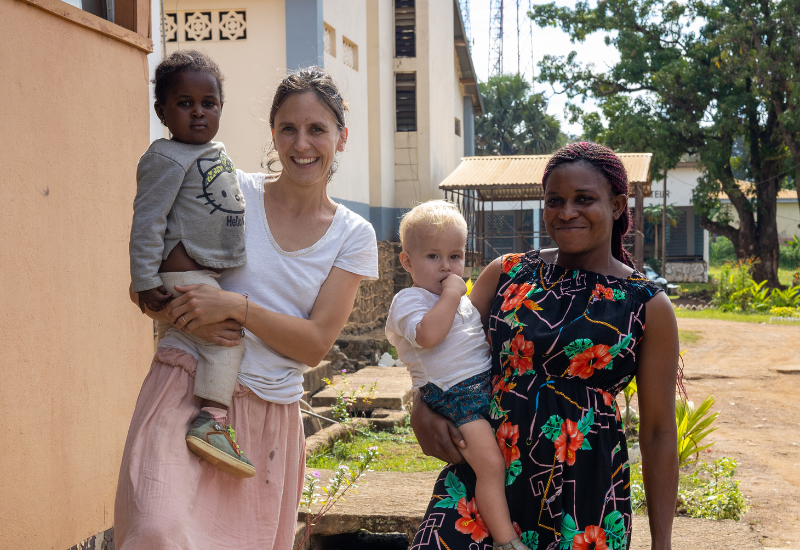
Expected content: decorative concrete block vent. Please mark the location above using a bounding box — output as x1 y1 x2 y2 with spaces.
666 260 708 283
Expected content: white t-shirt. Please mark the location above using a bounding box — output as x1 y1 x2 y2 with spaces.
385 287 492 392
159 170 379 404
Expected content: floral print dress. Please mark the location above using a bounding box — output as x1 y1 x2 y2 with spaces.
410 250 663 550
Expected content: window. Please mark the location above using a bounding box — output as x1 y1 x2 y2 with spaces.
395 0 415 57
455 118 461 136
62 0 113 22
324 23 336 56
396 73 417 132
342 37 358 70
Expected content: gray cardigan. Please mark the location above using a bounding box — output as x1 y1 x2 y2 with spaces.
130 139 246 293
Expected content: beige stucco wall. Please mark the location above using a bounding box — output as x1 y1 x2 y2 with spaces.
367 0 397 210
0 2 154 548
777 201 800 242
323 0 370 207
393 0 464 209
163 0 287 173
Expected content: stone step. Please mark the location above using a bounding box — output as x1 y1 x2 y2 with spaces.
302 360 333 396
297 469 439 544
310 366 412 411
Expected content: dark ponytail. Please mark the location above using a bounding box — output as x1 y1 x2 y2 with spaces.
542 142 634 268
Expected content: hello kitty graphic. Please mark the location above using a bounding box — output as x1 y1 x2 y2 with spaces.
195 152 244 215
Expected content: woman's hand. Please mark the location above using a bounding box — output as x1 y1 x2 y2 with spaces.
191 320 243 347
410 393 467 464
165 284 246 334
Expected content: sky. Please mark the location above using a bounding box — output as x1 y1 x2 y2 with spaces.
464 0 620 136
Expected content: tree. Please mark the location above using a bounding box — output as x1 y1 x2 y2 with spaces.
475 73 565 156
529 0 794 287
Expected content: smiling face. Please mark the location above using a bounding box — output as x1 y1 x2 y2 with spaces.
271 91 348 188
155 71 222 145
400 226 466 295
543 162 627 259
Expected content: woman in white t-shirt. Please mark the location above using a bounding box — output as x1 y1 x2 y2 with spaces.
115 67 378 550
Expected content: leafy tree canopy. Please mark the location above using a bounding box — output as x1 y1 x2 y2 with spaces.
475 73 566 156
529 0 800 286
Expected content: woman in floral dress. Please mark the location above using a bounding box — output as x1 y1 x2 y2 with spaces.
411 143 679 550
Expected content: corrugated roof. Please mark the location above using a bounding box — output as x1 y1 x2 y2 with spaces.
439 153 653 201
718 180 798 202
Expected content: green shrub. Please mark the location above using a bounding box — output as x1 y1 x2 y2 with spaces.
779 236 800 270
680 457 748 520
713 260 755 311
709 236 736 265
629 457 748 521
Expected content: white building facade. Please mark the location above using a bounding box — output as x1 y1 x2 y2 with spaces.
151 0 482 241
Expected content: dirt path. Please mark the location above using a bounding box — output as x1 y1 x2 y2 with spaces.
675 318 800 548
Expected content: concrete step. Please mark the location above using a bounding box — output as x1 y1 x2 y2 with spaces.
311 366 412 411
297 469 439 544
303 360 333 396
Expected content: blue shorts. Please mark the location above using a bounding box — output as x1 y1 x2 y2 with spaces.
419 371 492 427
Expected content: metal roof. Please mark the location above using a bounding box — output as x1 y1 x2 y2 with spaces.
439 153 653 201
718 180 798 202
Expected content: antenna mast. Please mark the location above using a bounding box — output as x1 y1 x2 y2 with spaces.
488 0 504 76
459 0 471 44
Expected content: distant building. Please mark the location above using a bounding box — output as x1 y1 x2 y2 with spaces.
154 0 483 241
719 186 800 244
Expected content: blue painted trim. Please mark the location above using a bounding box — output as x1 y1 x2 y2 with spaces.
285 0 324 70
463 97 475 156
331 197 403 241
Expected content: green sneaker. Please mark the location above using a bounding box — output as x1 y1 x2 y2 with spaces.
186 411 256 478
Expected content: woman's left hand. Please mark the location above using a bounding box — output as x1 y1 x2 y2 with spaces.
165 283 246 334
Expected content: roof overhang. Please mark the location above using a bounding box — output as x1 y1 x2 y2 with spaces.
453 0 483 116
440 153 653 201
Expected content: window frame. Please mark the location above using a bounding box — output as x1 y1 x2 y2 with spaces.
22 0 152 52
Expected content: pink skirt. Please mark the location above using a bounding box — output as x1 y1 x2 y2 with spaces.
114 348 305 550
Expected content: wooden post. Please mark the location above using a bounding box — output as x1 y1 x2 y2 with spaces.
661 170 668 278
634 182 644 271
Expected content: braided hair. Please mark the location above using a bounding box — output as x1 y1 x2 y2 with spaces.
542 142 633 267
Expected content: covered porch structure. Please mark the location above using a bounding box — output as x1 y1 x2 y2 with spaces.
440 154 653 270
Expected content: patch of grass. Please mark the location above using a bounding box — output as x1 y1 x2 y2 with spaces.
306 427 446 473
674 307 800 325
678 329 702 345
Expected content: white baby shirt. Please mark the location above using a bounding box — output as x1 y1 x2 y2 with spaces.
385 287 492 392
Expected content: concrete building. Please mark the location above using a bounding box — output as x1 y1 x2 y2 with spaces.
0 0 155 548
719 186 800 244
155 0 482 240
